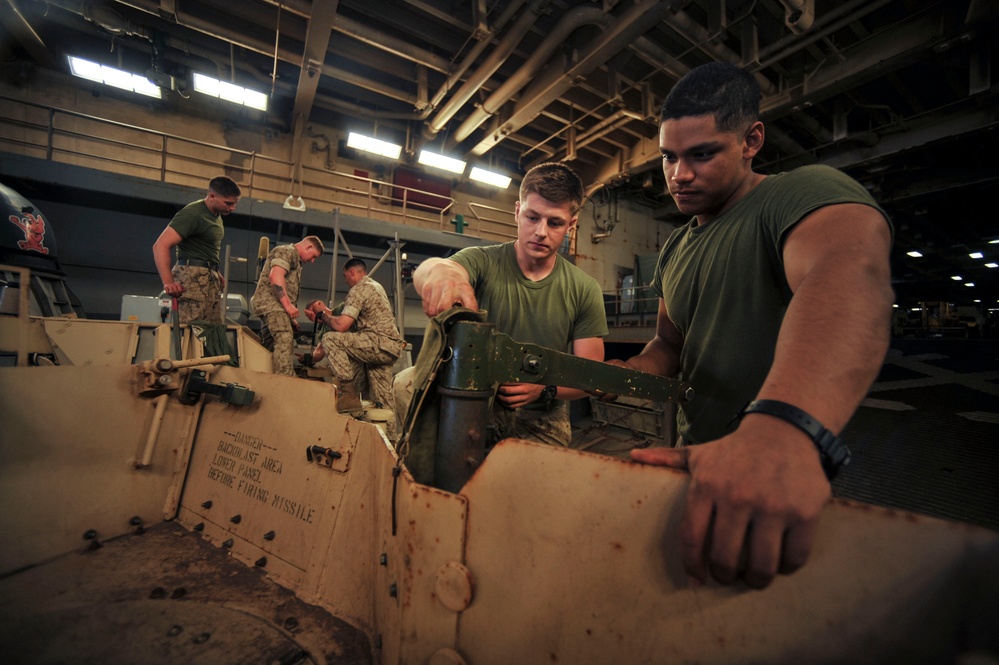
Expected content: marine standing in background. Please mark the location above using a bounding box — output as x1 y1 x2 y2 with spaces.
152 175 242 323
307 259 406 438
250 236 325 376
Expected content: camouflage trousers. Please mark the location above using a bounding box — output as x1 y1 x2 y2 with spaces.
259 311 295 376
172 265 223 324
392 365 572 448
321 331 403 436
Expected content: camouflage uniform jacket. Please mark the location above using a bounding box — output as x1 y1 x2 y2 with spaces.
250 244 302 316
341 277 405 351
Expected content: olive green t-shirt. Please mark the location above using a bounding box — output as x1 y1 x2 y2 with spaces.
450 242 608 352
651 164 891 444
168 199 224 264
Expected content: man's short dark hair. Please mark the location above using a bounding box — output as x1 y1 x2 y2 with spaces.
208 175 241 198
343 258 366 272
519 162 584 216
660 63 761 132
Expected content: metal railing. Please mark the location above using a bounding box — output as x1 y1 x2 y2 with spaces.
603 285 658 328
0 94 516 240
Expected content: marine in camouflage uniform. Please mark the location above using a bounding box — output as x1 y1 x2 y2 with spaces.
250 237 324 376
311 259 406 439
152 176 241 324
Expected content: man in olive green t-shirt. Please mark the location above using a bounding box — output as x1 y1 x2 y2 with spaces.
405 162 607 452
152 175 241 323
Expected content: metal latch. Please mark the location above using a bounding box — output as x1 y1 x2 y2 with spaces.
179 368 255 406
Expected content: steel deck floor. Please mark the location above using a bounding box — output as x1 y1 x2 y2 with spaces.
584 338 999 533
835 338 999 531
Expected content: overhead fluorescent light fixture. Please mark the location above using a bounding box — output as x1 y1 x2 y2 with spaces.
347 132 402 159
986 263 998 268
951 275 963 281
965 283 975 287
418 149 466 174
193 73 268 111
906 250 923 258
68 56 161 99
469 167 512 189
970 251 984 259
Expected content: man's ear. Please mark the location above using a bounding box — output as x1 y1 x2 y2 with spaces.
743 120 765 159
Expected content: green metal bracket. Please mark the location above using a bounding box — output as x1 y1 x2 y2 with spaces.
440 320 693 403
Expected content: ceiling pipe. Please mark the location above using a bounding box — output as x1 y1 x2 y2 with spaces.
422 0 527 116
778 0 815 35
111 0 302 63
450 4 611 146
561 109 644 161
424 0 552 140
468 0 675 157
334 14 452 75
662 9 777 96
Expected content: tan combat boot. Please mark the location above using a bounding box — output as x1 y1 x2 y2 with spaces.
333 378 363 415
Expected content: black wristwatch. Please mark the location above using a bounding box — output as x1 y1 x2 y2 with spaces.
539 384 558 407
740 399 851 479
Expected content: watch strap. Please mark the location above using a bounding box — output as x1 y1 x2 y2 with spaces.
740 399 851 479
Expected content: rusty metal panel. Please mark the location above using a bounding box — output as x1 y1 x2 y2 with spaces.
379 469 468 665
455 439 999 664
0 364 197 574
178 370 347 578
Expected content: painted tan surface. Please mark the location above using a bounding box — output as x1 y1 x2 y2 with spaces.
1 362 996 664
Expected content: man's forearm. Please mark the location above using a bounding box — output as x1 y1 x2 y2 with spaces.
152 242 174 286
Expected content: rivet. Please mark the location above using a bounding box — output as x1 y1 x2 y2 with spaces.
193 522 205 532
389 583 398 597
255 557 267 567
379 553 388 566
201 500 213 509
222 538 233 548
129 516 142 526
264 530 276 541
83 529 97 540
230 514 241 524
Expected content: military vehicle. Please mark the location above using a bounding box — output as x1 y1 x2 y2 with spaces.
2 185 997 664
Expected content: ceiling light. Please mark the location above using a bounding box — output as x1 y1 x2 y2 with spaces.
418 150 466 174
964 283 975 287
969 251 984 259
347 132 402 159
990 239 999 244
951 275 963 281
469 167 512 189
986 263 998 268
68 56 161 99
193 73 267 111
906 250 923 258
